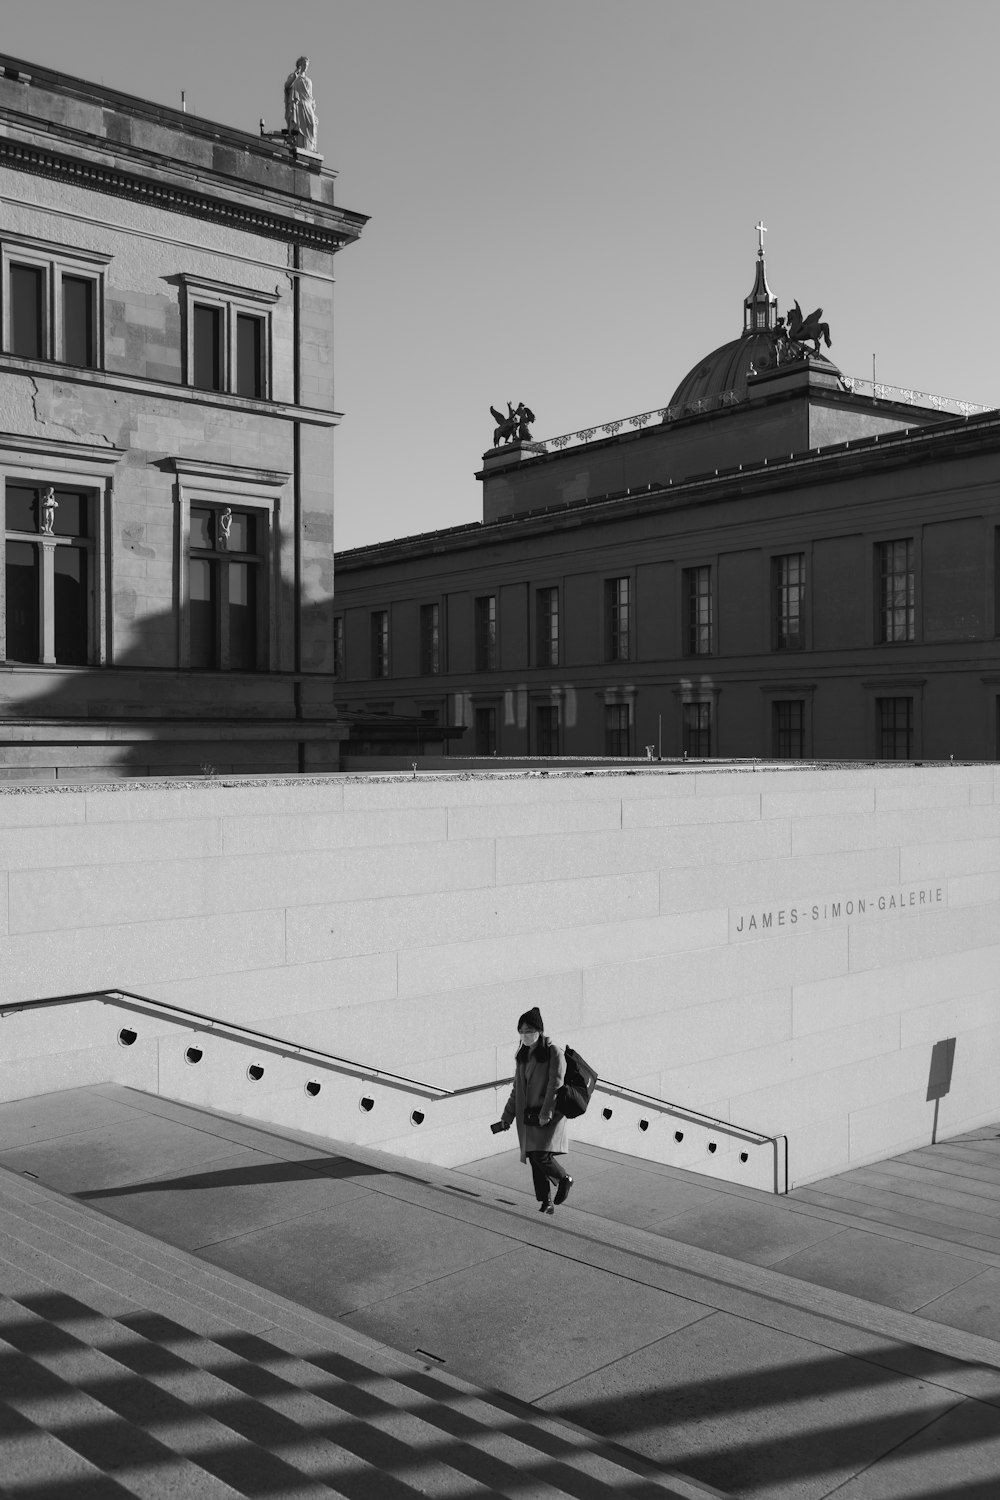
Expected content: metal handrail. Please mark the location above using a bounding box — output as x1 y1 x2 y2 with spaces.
1 987 777 1150
595 1079 771 1145
533 377 990 456
0 989 471 1100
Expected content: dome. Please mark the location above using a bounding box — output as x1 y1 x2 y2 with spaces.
667 233 842 414
668 331 787 411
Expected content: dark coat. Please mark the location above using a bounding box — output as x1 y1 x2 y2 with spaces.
501 1037 568 1162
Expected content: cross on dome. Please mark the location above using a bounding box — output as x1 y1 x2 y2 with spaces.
744 223 777 335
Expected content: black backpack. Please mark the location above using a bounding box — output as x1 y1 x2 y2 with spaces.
556 1045 598 1118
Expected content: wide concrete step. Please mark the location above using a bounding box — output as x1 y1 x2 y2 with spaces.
10 1086 1000 1498
791 1125 1000 1264
0 1169 714 1500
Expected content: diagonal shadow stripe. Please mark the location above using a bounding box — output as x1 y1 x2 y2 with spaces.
75 1155 377 1199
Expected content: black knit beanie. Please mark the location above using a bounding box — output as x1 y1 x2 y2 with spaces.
517 1007 544 1033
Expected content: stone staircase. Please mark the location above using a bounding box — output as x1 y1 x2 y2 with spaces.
0 1165 720 1500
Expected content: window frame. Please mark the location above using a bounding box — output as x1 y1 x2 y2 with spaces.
759 683 815 758
683 564 713 656
171 459 285 672
877 695 914 760
3 479 98 667
535 584 560 668
772 552 806 651
682 700 712 757
603 700 631 756
605 576 631 663
876 537 916 644
772 698 806 758
187 504 266 672
1 233 110 370
333 614 345 680
179 275 279 400
474 593 497 672
473 699 499 755
419 600 441 676
371 609 390 680
535 702 560 755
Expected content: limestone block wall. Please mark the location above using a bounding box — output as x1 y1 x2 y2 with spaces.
2 763 999 1188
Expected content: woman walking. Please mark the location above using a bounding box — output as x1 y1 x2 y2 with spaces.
495 1007 573 1214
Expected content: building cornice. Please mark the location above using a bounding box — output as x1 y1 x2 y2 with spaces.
0 354 341 427
338 408 1000 571
0 134 365 254
165 458 291 489
0 431 125 467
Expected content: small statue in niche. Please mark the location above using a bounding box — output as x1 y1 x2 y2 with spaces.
40 486 58 536
490 401 536 447
284 56 318 152
218 507 233 550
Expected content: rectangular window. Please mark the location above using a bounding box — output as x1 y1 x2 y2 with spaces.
62 275 96 369
474 704 497 755
10 263 44 359
684 566 712 655
878 696 913 759
227 561 257 671
3 239 107 368
535 704 560 755
333 615 344 680
188 504 264 671
536 586 559 667
420 602 440 675
683 701 712 757
371 609 389 679
52 546 89 666
773 699 805 758
4 483 93 666
606 577 631 662
235 312 265 398
181 276 276 397
774 553 805 650
604 702 631 756
4 539 40 661
189 556 217 670
193 304 224 392
878 539 915 642
475 594 497 672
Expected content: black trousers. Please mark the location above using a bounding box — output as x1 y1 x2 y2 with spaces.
528 1150 569 1203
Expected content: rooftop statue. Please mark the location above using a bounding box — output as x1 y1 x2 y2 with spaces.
781 300 832 355
490 402 535 447
284 56 318 152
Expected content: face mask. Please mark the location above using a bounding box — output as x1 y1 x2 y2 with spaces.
519 1031 540 1048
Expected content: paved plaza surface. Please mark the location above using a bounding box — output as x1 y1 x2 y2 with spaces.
2 1086 1000 1497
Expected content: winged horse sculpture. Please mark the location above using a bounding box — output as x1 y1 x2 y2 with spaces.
784 301 832 354
490 402 535 446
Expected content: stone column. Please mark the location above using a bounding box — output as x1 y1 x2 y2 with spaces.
39 536 57 665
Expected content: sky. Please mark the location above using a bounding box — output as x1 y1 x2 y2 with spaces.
3 0 999 550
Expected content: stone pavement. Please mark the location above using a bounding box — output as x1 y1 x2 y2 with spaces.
3 1085 1000 1499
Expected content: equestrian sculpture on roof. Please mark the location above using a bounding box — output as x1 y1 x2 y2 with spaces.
490 402 535 447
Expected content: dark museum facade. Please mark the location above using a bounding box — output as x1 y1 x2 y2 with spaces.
334 249 1000 763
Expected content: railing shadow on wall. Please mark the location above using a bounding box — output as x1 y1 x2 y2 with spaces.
0 989 788 1193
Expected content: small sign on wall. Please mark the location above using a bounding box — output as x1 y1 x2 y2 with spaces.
730 883 945 941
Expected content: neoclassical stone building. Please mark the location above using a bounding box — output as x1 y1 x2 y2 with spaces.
0 53 365 779
334 244 1000 763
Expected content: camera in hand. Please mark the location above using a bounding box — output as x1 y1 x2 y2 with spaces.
490 1120 506 1134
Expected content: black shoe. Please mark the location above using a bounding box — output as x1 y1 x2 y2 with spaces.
554 1176 573 1206
539 1201 554 1215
